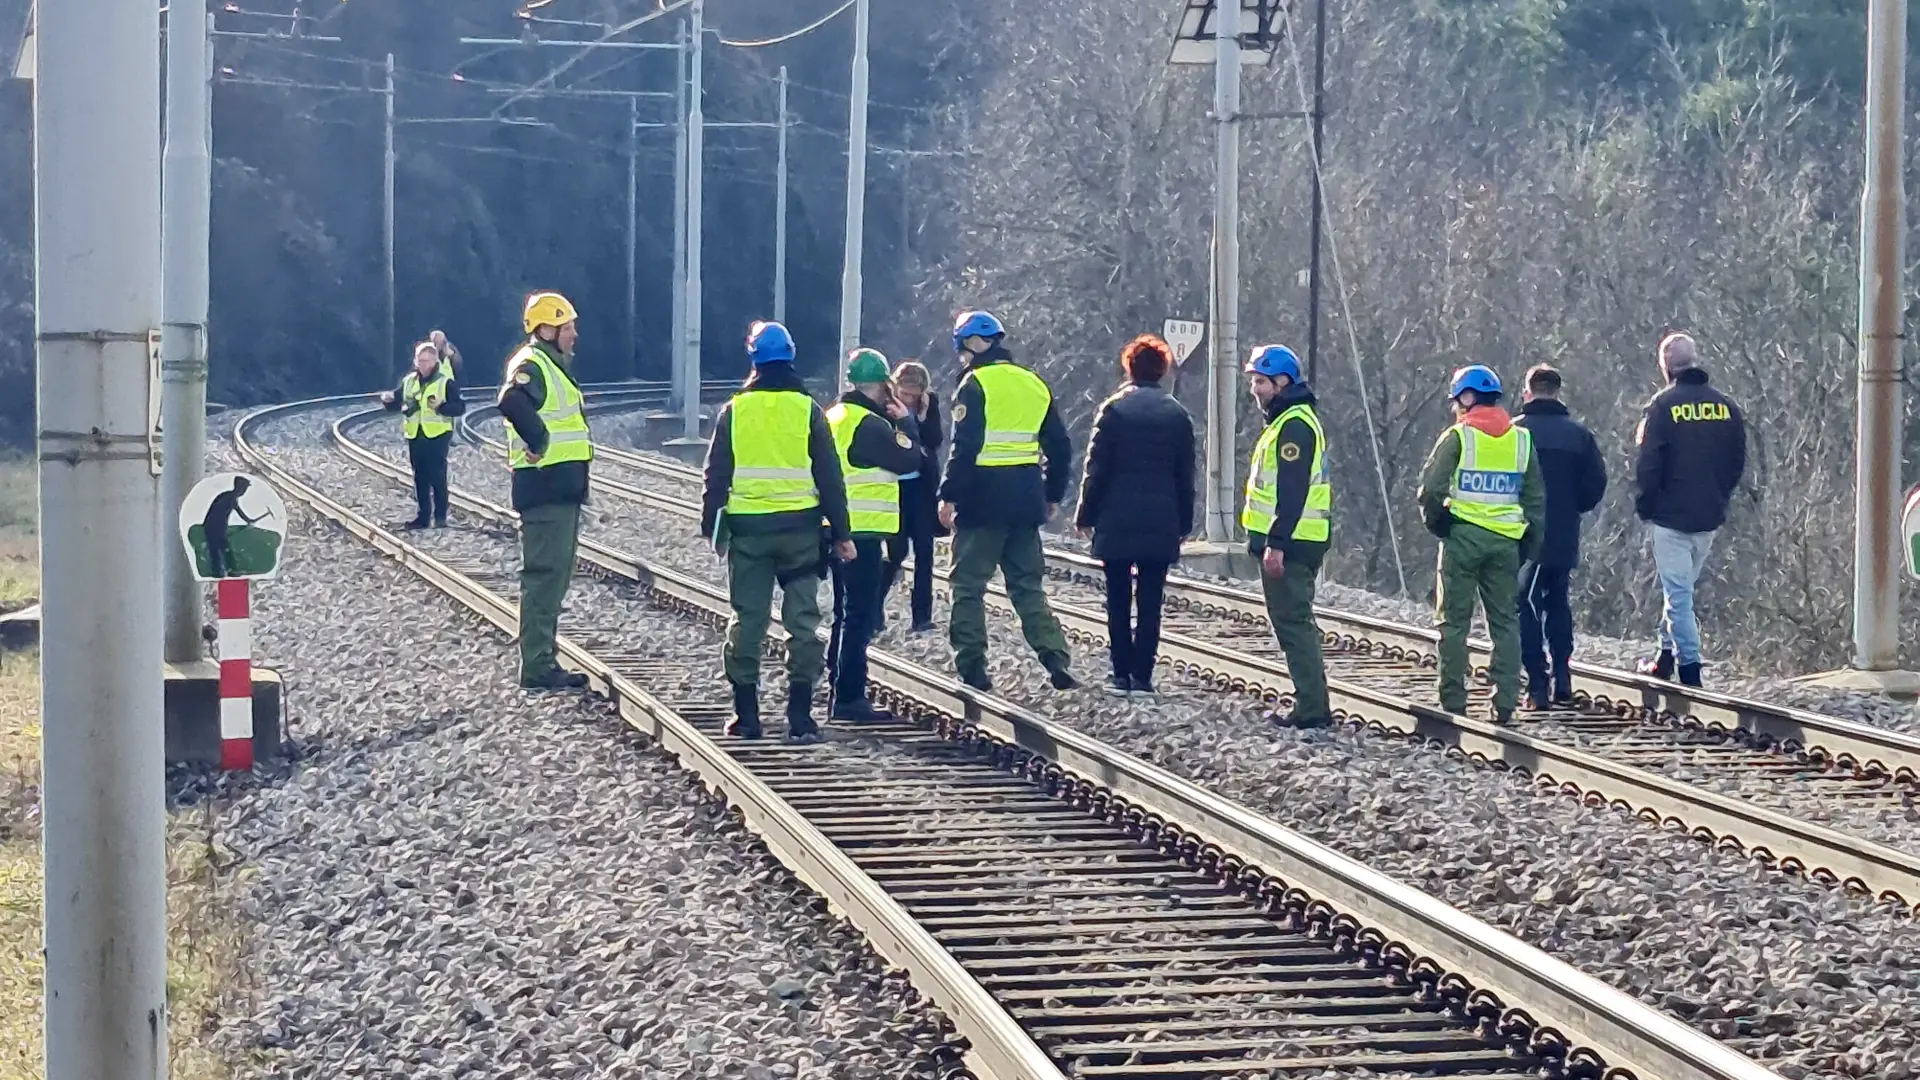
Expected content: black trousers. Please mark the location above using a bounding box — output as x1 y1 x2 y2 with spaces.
881 479 936 626
1518 562 1573 697
1103 560 1170 682
408 433 452 524
829 537 888 714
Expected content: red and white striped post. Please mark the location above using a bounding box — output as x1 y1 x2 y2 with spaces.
216 578 254 770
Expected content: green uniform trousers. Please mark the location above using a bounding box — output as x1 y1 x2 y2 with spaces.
948 525 1070 676
1260 542 1331 720
1436 521 1523 714
519 501 582 678
725 529 827 688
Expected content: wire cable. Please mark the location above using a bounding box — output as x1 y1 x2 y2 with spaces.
489 0 693 118
717 0 856 48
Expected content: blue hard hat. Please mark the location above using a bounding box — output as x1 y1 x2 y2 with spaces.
1448 364 1502 398
1244 344 1302 382
952 310 1006 352
746 320 795 364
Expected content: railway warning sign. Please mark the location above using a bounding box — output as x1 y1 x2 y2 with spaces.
1163 319 1205 367
180 472 289 582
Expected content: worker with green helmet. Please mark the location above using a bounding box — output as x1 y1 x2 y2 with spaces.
824 348 923 723
497 290 594 691
1416 365 1546 724
379 338 466 530
700 320 852 743
1240 344 1332 729
937 310 1077 692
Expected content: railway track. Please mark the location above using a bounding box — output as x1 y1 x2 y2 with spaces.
245 394 1783 1080
452 410 1920 915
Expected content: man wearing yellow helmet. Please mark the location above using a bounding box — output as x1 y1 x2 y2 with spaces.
498 290 594 691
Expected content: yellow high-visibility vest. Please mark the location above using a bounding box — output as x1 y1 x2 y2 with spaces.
402 369 453 439
965 363 1050 467
726 391 820 516
1447 424 1532 540
1241 403 1331 542
826 400 901 535
497 345 593 469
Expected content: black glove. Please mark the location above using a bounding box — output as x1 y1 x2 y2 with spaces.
1423 508 1452 539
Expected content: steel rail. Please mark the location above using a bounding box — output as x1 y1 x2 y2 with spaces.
559 439 1920 912
310 397 1784 1080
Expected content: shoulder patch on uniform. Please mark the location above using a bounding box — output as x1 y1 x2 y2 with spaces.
894 431 912 448
951 403 967 423
1279 442 1302 462
514 369 533 385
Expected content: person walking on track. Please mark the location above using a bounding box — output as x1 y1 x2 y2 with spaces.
381 340 465 530
701 320 851 743
497 291 594 692
937 310 1078 693
825 349 923 722
1417 365 1545 724
1633 332 1746 688
1512 364 1607 709
878 360 945 634
1240 344 1334 728
1075 333 1194 697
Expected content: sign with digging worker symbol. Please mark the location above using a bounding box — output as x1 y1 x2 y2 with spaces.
179 472 289 581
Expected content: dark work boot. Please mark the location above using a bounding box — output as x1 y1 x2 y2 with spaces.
785 684 821 744
521 668 588 691
1551 662 1575 705
726 682 762 740
1525 675 1551 712
1637 650 1676 681
1044 658 1079 692
959 666 992 693
401 517 430 531
1678 662 1703 689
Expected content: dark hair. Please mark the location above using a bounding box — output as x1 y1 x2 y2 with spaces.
1120 334 1171 383
1524 364 1562 394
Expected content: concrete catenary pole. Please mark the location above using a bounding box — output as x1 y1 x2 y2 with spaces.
36 0 170 1075
383 53 396 369
1203 2 1243 542
1852 0 1907 672
682 0 705 440
161 0 213 662
774 65 789 325
670 24 689 405
626 93 640 378
837 0 871 389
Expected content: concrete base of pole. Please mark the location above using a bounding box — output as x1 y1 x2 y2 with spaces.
1179 539 1261 582
660 436 708 465
163 661 284 767
1794 666 1920 699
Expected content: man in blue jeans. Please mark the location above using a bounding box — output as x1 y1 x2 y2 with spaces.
1514 365 1607 708
1633 333 1747 687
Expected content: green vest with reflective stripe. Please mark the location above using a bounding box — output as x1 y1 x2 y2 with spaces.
826 400 901 535
1448 424 1531 540
726 391 820 516
967 363 1050 467
1241 403 1331 542
402 370 453 439
498 345 593 470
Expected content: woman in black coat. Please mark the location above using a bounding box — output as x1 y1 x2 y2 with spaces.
880 360 946 632
1074 335 1196 696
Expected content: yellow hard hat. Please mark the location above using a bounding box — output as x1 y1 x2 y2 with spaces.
523 291 579 334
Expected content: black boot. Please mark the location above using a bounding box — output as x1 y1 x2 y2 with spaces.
1551 661 1575 705
1678 662 1703 688
1044 658 1079 691
1637 650 1675 681
726 682 762 739
521 668 588 691
1525 675 1551 711
958 666 992 692
785 684 821 743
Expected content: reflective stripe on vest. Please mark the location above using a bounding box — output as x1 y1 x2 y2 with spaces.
498 345 593 470
967 363 1050 467
726 391 821 516
1447 424 1531 540
825 400 900 535
403 370 453 439
1241 403 1331 542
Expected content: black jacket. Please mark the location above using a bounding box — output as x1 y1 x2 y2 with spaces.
700 364 851 542
936 351 1073 529
1246 383 1330 560
1633 369 1746 534
496 339 589 512
1074 379 1195 565
1514 398 1608 569
836 390 923 536
381 362 467 439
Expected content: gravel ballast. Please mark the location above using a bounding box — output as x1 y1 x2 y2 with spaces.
209 410 959 1079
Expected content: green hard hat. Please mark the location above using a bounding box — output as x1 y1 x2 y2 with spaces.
846 347 890 384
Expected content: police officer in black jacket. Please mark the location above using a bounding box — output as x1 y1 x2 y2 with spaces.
1513 365 1608 709
1633 332 1747 687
